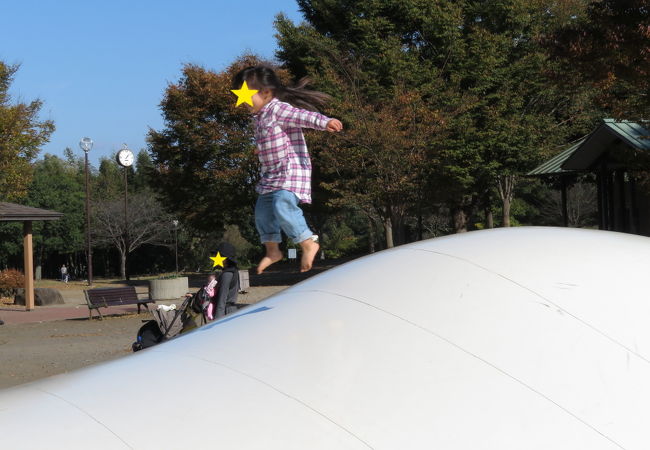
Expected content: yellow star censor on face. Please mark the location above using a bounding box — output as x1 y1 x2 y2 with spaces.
231 81 258 107
210 252 227 268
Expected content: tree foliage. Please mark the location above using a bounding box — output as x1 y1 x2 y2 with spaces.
0 62 55 201
275 0 597 237
0 154 86 276
276 1 469 243
27 155 86 259
147 56 268 234
550 0 650 119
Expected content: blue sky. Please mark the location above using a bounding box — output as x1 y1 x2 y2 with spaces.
2 0 303 166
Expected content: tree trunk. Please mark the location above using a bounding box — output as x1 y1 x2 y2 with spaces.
483 190 494 229
452 208 468 233
35 245 43 281
497 175 517 228
120 251 126 280
368 217 376 253
502 198 511 227
384 216 394 248
485 208 494 229
393 213 405 246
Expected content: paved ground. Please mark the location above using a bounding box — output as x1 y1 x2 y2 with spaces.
0 284 286 324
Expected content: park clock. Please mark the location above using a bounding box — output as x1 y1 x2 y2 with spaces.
116 147 134 167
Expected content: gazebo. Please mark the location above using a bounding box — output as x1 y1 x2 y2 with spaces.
0 202 63 310
529 119 650 234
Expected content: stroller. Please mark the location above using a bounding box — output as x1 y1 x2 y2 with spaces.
132 288 211 352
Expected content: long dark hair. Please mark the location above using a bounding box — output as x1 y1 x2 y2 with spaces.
232 65 330 111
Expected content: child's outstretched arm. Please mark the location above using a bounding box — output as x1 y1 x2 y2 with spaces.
326 118 343 132
274 102 342 132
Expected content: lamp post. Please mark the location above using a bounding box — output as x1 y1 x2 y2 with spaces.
172 220 179 274
79 137 93 286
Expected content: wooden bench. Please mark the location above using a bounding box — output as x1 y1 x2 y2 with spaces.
84 286 154 320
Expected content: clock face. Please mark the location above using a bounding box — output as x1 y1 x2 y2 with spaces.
117 149 134 167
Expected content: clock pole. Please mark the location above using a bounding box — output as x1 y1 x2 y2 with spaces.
118 143 131 281
124 156 129 280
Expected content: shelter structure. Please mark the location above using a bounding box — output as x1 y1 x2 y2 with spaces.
0 202 63 310
529 119 650 234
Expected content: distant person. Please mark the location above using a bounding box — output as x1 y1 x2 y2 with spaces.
213 242 240 319
232 66 343 274
60 264 69 283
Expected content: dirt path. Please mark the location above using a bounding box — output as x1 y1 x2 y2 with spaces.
0 285 288 389
0 315 145 388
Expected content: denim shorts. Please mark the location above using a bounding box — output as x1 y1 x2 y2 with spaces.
255 190 313 244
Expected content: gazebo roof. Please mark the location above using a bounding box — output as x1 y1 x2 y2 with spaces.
563 119 650 171
0 202 64 222
527 140 584 176
528 119 650 176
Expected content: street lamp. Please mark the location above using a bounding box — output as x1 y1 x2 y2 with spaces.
79 137 93 286
172 220 179 273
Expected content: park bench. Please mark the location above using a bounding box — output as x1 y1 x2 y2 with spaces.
84 286 154 320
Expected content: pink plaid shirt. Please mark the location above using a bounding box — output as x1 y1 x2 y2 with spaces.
253 98 331 204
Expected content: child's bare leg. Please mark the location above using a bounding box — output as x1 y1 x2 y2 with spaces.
257 242 283 274
299 238 320 273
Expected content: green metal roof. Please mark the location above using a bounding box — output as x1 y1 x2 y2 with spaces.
528 119 650 176
527 140 583 176
603 119 650 150
562 119 650 170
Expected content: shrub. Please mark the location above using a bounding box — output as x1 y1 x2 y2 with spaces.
0 269 25 296
322 222 360 259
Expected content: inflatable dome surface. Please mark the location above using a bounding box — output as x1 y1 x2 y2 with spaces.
2 227 650 449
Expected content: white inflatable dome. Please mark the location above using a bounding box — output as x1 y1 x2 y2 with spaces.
2 227 650 449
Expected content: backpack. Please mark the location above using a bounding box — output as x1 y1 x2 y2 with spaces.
132 320 163 352
190 286 211 314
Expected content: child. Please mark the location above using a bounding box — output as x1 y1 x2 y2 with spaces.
204 273 217 320
232 66 343 274
185 273 218 320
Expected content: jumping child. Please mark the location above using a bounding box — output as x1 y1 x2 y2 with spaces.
232 66 343 274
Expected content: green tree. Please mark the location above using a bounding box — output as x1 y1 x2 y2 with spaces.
0 154 86 277
278 0 600 233
147 56 268 235
94 157 125 200
550 0 650 120
449 0 597 227
0 222 22 269
275 1 467 244
27 155 86 277
0 62 55 201
134 149 154 191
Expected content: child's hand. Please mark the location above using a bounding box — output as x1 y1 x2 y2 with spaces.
326 119 343 132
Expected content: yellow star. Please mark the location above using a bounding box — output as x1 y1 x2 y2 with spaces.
231 80 258 107
209 252 227 268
